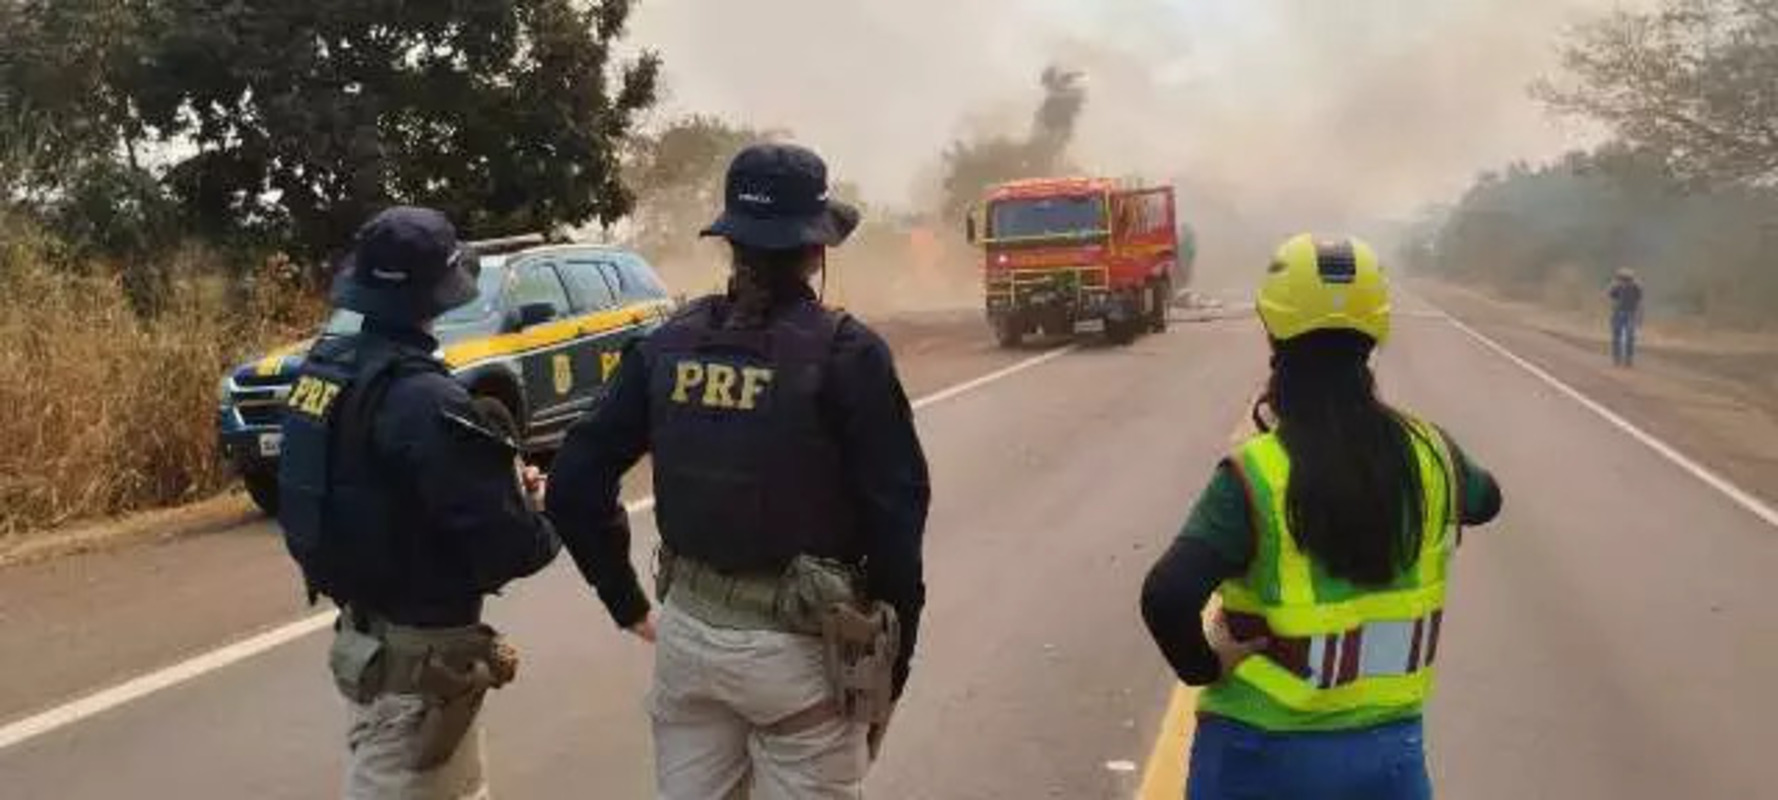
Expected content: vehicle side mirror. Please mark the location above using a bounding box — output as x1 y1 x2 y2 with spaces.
506 301 557 332
965 213 978 245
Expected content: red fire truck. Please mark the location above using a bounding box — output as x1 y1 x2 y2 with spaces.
967 176 1178 346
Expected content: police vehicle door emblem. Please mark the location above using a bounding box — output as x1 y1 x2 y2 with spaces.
552 353 573 395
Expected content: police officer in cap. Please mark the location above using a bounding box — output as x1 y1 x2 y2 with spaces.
277 206 560 799
548 143 931 799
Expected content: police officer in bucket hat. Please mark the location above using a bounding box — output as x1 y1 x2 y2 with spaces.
548 143 932 799
278 206 560 800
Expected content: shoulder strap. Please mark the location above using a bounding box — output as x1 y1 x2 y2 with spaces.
334 344 441 472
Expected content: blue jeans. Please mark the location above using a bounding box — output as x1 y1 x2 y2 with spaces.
1186 715 1432 800
1611 313 1637 367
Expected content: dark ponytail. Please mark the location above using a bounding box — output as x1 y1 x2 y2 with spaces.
1261 329 1425 587
726 243 816 329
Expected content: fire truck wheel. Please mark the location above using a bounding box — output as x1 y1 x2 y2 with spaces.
1150 280 1171 333
1107 316 1139 346
993 316 1024 349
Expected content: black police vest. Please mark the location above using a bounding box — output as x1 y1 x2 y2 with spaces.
645 297 861 573
277 335 442 605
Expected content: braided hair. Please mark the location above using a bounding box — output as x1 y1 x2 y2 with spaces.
725 244 819 329
1256 329 1426 587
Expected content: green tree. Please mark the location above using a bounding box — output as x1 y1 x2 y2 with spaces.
2 0 660 261
0 1 151 188
132 0 659 256
1537 0 1778 185
0 0 171 263
622 115 783 263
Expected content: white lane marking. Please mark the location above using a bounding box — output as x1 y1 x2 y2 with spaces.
0 492 651 753
0 345 1074 750
910 345 1077 411
1437 310 1778 529
0 614 333 751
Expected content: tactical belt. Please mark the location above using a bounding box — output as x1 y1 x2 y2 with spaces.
660 550 865 636
1225 609 1443 689
665 557 810 633
337 608 512 696
375 620 500 695
331 608 516 770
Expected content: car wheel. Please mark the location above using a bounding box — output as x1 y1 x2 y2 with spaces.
243 470 279 517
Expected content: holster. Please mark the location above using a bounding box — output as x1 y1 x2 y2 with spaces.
654 545 678 604
329 612 518 770
821 600 899 727
777 556 864 634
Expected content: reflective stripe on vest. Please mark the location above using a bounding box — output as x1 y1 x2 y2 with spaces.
1219 417 1458 712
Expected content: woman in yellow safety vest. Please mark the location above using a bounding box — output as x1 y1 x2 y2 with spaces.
1140 234 1503 799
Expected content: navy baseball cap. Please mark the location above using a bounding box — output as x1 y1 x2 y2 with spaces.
701 143 861 250
331 206 479 323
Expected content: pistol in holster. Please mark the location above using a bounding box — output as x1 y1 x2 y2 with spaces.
821 600 900 729
329 613 519 770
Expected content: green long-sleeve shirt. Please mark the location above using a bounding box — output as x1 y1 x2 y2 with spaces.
1140 427 1503 730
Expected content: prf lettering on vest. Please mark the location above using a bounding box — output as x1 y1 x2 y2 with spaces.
670 360 774 410
286 375 343 419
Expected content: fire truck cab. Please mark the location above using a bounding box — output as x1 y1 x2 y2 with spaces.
968 176 1178 347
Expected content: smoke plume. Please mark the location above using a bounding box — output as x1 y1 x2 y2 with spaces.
628 0 1628 291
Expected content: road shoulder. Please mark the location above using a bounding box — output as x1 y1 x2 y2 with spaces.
1415 280 1778 504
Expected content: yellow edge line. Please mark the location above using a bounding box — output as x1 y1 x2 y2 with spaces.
1135 414 1256 798
1136 683 1197 799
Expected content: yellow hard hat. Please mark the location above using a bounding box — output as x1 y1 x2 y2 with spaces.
1257 234 1391 344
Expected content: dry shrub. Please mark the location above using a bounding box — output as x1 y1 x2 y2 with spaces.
0 225 324 537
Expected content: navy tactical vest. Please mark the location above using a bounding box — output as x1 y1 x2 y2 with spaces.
277 335 442 604
645 297 861 573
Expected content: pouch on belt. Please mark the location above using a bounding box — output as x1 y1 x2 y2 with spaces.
332 617 519 770
399 624 518 770
328 622 387 705
774 555 861 633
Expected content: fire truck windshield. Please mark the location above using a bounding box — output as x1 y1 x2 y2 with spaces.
987 195 1108 242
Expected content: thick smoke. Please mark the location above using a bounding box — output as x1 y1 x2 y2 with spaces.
937 66 1087 220
628 0 1627 293
1031 66 1087 165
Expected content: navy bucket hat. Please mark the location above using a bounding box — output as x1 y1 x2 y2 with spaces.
701 143 861 250
331 206 479 323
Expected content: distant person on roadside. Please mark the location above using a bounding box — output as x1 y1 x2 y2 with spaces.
1139 235 1503 799
547 142 930 799
1608 268 1645 368
277 207 560 800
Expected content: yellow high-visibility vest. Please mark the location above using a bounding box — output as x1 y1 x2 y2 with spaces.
1208 417 1459 719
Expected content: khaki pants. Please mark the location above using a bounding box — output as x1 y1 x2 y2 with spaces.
344 693 489 800
649 599 869 800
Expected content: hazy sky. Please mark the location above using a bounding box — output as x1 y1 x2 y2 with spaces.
628 0 1620 231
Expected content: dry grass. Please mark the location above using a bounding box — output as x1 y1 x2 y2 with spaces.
0 222 323 538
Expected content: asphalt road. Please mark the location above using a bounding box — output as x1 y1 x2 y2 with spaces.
1 295 1774 799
